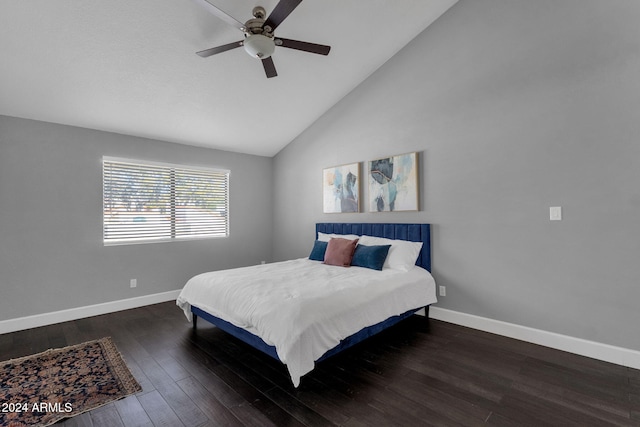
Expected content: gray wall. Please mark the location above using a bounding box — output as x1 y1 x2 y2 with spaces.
272 0 640 351
0 115 273 321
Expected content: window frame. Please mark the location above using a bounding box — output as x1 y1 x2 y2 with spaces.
102 156 230 246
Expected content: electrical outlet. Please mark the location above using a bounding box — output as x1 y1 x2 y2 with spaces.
439 286 446 297
130 279 137 288
550 206 562 221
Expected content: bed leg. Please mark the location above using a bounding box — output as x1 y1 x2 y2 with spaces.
422 306 431 332
192 314 198 329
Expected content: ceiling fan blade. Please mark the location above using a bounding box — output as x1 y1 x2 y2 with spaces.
264 0 303 32
191 0 245 31
262 57 278 78
277 38 330 55
196 41 243 58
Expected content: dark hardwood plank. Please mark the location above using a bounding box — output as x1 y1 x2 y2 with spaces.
90 404 126 427
1 301 638 427
387 374 492 426
294 370 395 426
168 346 246 408
114 395 154 427
492 390 604 427
135 356 209 427
60 319 88 346
510 379 637 426
137 390 186 427
174 338 306 426
198 360 300 426
6 328 36 359
176 376 244 426
153 381 209 427
261 385 335 427
281 379 351 426
122 356 156 395
0 331 13 349
152 352 191 383
59 412 94 427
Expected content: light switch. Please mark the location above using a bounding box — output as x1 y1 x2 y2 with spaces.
550 206 562 221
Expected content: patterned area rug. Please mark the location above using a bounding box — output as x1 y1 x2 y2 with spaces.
0 337 141 427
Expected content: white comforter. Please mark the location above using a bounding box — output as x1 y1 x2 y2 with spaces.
176 258 437 386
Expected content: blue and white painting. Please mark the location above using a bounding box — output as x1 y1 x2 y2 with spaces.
369 152 418 212
323 163 360 213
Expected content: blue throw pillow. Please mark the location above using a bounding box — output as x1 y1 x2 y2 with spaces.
351 244 392 271
308 240 328 261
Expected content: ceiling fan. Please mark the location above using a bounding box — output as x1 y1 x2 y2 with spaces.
192 0 331 78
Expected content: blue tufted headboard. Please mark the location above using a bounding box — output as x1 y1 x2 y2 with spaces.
315 223 431 272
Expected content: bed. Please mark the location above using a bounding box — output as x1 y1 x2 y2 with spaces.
176 222 437 387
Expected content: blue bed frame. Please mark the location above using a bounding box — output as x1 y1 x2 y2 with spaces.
191 223 432 366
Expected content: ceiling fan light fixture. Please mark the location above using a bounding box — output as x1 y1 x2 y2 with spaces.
243 34 275 59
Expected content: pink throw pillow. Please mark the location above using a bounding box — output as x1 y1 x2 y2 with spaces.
324 238 359 267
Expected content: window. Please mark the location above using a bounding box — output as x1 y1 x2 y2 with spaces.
103 157 229 245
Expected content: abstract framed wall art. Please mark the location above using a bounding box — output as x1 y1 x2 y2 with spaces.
368 152 419 212
322 162 360 213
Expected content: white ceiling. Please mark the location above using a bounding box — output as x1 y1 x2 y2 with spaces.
0 0 457 157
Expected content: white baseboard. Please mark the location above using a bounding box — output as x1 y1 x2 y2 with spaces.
429 306 640 371
0 290 182 335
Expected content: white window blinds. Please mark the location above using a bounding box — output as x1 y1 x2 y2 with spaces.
103 158 229 244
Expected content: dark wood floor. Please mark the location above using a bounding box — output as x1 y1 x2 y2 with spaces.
1 302 638 426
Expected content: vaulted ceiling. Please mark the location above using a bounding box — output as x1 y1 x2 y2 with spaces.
0 0 457 156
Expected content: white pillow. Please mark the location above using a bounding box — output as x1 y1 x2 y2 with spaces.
358 235 423 271
317 232 360 242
